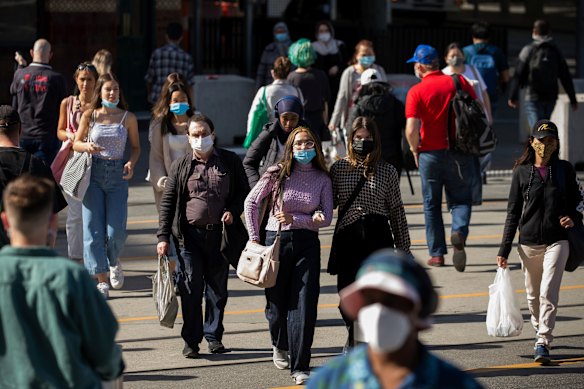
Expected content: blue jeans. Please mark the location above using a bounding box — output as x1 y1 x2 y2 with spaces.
20 137 60 166
524 100 556 129
418 150 473 257
265 229 320 374
178 225 228 348
82 158 128 275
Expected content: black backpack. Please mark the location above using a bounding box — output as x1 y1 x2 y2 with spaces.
448 74 497 156
528 42 560 95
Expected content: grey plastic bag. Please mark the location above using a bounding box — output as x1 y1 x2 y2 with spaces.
152 254 178 328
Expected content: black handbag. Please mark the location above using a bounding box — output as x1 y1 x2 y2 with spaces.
565 222 584 272
327 175 367 275
220 216 249 270
555 161 584 272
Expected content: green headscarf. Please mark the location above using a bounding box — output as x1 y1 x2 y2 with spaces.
288 38 316 68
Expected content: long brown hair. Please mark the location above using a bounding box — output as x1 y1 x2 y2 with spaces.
152 75 193 135
277 126 328 183
347 116 382 177
91 72 128 110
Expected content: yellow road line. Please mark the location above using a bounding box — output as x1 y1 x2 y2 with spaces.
268 357 584 388
468 356 584 372
119 233 505 261
116 284 584 324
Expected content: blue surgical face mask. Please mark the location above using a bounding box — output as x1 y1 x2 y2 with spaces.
293 148 316 165
359 55 376 68
170 102 189 115
275 32 289 42
102 99 119 109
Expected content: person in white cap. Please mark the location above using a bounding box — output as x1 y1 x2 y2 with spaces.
348 68 406 177
308 249 484 389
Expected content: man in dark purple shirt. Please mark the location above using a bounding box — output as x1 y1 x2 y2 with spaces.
10 39 66 166
157 114 249 359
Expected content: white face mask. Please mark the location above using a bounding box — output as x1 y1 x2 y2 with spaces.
318 32 331 42
358 303 411 354
190 135 214 154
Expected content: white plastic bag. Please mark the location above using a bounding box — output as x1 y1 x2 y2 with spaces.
486 267 523 337
152 254 178 328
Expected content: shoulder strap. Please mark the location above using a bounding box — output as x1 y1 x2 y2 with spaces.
336 174 367 230
447 75 461 150
119 110 129 125
451 73 462 91
66 96 74 130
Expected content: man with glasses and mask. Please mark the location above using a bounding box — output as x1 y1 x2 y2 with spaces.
157 114 249 358
10 39 67 165
308 249 483 389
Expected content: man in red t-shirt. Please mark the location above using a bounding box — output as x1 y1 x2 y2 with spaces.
405 44 478 272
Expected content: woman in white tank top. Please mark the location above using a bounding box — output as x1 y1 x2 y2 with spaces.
73 73 140 299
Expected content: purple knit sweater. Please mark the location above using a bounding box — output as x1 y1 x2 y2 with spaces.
244 163 333 242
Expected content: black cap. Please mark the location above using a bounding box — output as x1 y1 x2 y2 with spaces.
0 105 20 128
531 119 558 140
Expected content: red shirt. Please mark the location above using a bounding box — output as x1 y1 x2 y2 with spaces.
405 71 477 152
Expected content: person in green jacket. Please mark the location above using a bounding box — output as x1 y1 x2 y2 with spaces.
0 175 124 388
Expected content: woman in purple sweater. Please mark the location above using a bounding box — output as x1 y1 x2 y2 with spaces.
244 126 333 385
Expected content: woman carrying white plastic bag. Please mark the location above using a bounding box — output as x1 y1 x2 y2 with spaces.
486 267 523 337
496 120 584 365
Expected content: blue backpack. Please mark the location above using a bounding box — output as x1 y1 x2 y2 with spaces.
467 45 498 101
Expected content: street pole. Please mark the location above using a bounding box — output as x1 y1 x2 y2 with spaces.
360 0 386 39
244 0 254 78
191 0 203 74
578 0 584 78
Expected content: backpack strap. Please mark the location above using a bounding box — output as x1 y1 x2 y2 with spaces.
447 75 463 150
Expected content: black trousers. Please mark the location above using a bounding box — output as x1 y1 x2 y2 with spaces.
334 215 394 343
178 225 229 350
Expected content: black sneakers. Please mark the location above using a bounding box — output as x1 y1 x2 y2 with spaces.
451 232 467 272
208 340 227 354
182 343 200 358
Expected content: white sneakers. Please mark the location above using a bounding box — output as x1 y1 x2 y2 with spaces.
95 262 124 299
109 262 124 289
293 372 310 385
272 346 290 370
97 282 110 299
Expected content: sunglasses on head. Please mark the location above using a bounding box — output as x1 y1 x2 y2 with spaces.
77 63 97 71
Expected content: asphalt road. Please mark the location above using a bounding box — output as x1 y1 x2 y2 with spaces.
54 169 584 389
51 105 584 388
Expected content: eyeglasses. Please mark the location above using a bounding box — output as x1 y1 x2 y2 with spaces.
77 63 97 72
293 140 315 149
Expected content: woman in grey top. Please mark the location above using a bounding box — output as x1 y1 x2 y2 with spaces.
328 40 386 138
73 73 140 299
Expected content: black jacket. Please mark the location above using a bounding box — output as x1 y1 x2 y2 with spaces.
508 38 576 104
243 119 309 188
498 160 584 258
348 92 406 171
157 148 250 245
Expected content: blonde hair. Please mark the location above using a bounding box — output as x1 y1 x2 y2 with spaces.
92 49 113 75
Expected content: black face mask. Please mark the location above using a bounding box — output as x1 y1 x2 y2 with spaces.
352 139 375 156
